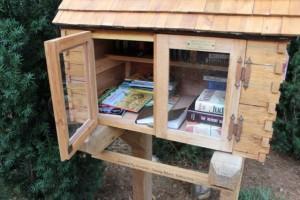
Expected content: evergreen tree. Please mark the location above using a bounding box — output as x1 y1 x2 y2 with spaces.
0 0 104 199
273 38 300 159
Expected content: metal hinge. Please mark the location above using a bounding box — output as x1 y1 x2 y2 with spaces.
235 57 252 89
227 114 243 142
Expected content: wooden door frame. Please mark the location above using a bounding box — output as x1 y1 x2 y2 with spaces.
154 34 247 152
44 31 98 160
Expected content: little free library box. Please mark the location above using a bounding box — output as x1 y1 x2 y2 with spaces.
44 0 300 199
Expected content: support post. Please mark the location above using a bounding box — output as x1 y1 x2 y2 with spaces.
121 132 152 200
209 151 244 200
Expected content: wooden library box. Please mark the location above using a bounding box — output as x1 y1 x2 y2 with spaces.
45 0 299 163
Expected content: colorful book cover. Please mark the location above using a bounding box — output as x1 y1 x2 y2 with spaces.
101 86 152 113
194 89 225 115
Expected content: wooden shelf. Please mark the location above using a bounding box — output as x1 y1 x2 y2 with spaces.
106 54 228 72
98 112 154 135
95 57 124 74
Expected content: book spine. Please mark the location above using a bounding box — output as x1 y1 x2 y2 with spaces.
186 110 223 126
207 81 226 91
194 101 224 115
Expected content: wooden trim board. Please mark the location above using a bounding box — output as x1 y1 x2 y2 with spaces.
93 150 242 194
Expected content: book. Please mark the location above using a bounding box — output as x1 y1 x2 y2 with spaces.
203 75 227 83
168 108 187 129
98 87 117 103
99 104 126 117
136 107 187 129
135 106 154 125
122 79 177 92
203 75 227 91
186 100 223 127
185 121 221 138
144 95 180 108
101 86 152 113
135 95 180 124
194 89 225 115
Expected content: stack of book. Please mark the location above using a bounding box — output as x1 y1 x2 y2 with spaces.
98 73 154 117
185 89 225 138
98 72 178 119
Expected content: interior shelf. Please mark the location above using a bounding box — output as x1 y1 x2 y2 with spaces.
106 54 228 72
98 112 154 135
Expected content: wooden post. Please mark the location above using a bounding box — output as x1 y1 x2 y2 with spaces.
121 132 153 200
208 151 244 200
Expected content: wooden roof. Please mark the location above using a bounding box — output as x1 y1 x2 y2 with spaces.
53 0 300 36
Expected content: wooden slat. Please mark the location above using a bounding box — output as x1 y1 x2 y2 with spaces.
235 0 255 14
95 57 123 74
281 17 300 36
98 113 155 135
195 14 214 31
154 34 169 138
93 150 211 187
211 15 229 32
93 30 154 42
180 14 198 30
175 0 207 12
165 13 184 29
100 12 115 26
204 0 221 13
271 0 290 15
106 54 228 72
243 16 264 34
227 16 247 33
262 17 283 35
240 40 287 107
289 0 300 15
219 0 237 14
253 0 272 15
239 104 276 132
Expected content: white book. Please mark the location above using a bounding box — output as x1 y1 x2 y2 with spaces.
195 89 225 115
136 107 186 130
185 122 221 138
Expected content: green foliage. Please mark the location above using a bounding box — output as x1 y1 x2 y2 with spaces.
239 187 279 200
273 38 300 159
0 1 104 199
153 138 213 167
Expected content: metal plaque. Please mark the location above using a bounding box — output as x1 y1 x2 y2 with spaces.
186 40 216 51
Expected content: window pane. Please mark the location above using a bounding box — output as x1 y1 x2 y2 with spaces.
167 49 229 139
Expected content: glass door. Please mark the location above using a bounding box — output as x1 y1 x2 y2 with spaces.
44 31 98 160
154 34 246 152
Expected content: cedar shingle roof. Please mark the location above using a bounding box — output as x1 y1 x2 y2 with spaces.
53 0 300 36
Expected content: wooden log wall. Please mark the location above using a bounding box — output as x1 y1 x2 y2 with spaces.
234 41 289 162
